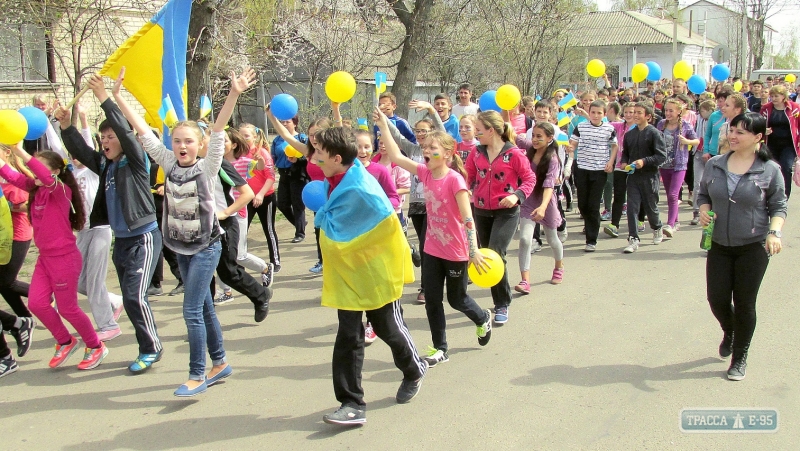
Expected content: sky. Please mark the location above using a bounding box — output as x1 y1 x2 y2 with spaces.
594 0 798 53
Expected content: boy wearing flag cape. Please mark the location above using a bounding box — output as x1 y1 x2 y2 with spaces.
312 127 427 426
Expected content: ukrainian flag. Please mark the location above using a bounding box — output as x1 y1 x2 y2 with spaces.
558 92 577 111
199 95 213 118
99 0 192 139
557 112 570 127
315 159 414 311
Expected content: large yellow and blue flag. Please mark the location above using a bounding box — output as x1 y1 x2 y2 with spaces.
314 160 414 311
99 0 192 141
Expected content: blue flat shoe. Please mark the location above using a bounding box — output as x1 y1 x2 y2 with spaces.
206 365 233 386
174 380 208 397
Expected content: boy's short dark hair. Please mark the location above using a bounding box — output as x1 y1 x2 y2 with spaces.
751 80 764 87
634 101 654 117
316 127 357 166
534 100 550 110
433 93 451 105
589 100 607 112
378 92 397 104
598 89 609 96
98 120 113 133
458 83 472 92
766 76 773 81
607 101 621 115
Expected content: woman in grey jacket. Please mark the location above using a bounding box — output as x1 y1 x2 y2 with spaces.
697 112 788 381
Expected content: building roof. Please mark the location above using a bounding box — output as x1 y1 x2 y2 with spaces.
573 10 718 48
681 0 778 33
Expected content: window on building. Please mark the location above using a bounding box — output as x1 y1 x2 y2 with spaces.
697 23 705 34
0 23 54 83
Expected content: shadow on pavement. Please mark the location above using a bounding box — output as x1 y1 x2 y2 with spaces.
510 357 724 392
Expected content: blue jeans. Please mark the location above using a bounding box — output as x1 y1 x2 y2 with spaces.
176 240 225 380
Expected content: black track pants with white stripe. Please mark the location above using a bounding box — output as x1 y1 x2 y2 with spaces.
332 301 426 409
112 230 163 354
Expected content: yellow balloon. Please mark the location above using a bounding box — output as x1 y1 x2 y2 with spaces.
467 248 505 288
0 110 28 145
786 74 797 83
631 63 649 83
284 145 302 158
733 80 743 92
495 84 521 111
672 60 693 80
586 59 606 78
325 71 357 103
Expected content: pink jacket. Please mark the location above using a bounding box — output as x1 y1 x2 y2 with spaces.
466 142 536 210
760 100 800 156
0 158 78 256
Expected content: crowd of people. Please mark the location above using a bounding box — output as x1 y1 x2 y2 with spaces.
0 71 796 425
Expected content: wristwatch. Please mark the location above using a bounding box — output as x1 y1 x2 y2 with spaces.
768 230 782 238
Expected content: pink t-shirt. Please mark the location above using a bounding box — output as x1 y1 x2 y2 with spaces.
417 164 469 262
510 113 527 135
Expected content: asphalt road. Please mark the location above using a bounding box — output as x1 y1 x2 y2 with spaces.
1 196 798 450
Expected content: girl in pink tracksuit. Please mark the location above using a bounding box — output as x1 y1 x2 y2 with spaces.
0 146 107 370
465 111 536 325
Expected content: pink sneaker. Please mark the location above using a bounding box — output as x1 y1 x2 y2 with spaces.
551 268 565 285
49 336 80 368
514 280 530 295
97 328 121 342
364 323 377 345
112 303 124 322
77 342 109 370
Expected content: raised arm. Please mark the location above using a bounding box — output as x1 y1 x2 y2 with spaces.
205 69 257 176
266 104 309 155
54 106 103 174
332 102 343 126
373 108 418 176
108 68 149 136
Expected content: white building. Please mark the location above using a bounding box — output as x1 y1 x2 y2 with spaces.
573 11 719 86
680 0 776 78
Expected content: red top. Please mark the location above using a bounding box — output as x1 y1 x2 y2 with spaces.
760 100 800 156
306 160 325 181
247 146 275 196
0 179 32 241
465 142 536 211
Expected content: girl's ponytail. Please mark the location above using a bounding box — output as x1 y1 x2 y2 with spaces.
501 122 514 143
450 152 468 180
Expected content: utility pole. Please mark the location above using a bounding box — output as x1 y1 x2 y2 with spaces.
672 0 679 68
741 0 748 77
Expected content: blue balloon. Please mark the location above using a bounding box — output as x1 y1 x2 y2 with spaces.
271 93 298 121
479 90 501 113
645 62 662 81
687 74 707 95
18 106 48 140
710 64 730 82
302 180 327 212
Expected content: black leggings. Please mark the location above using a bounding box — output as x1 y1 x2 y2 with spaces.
410 213 427 291
706 241 769 353
247 193 281 266
0 309 16 357
423 254 488 352
0 240 31 317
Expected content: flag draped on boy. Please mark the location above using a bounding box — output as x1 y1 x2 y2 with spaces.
315 160 414 311
99 0 192 142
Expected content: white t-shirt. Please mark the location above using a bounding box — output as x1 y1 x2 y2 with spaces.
452 102 479 119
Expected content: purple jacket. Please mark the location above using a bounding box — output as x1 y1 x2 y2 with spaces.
656 119 697 171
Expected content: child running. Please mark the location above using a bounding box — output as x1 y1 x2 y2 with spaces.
0 145 33 319
376 109 492 367
312 126 425 426
515 122 565 290
0 144 108 370
466 111 535 324
119 67 256 396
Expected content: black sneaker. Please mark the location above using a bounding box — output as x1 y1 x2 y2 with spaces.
147 285 163 296
261 263 274 288
0 353 18 379
273 264 281 274
410 244 421 268
168 283 184 296
477 309 492 346
291 236 305 243
396 361 427 404
727 352 748 381
323 405 366 425
11 317 34 357
254 288 272 323
719 331 733 358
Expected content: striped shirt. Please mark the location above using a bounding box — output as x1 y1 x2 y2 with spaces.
570 121 617 171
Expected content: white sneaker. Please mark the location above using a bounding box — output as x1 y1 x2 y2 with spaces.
662 225 674 238
623 237 639 254
653 228 663 245
423 347 449 367
530 242 542 254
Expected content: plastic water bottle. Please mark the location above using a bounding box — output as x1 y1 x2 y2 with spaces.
700 211 715 251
